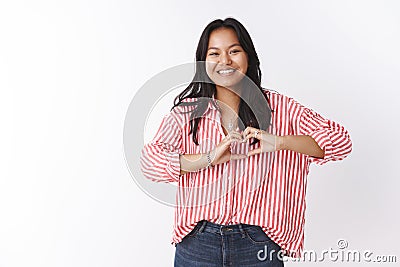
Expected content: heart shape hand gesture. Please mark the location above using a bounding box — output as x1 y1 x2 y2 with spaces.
209 127 281 166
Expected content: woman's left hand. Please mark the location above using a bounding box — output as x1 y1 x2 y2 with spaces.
242 127 282 156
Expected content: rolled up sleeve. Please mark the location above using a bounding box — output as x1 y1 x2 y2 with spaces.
290 99 353 165
140 112 184 183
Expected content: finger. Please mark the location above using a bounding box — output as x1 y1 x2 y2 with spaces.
229 132 245 142
222 135 234 143
242 133 251 142
242 132 258 142
247 148 262 157
223 137 240 147
231 153 248 160
243 126 255 136
242 130 248 141
228 131 242 138
224 133 240 139
242 127 259 139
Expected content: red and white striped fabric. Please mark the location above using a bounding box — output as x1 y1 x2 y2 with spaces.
140 89 352 257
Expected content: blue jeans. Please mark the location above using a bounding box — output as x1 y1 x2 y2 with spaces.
174 220 284 267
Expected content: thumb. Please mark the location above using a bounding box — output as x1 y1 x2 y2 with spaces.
231 153 247 160
247 148 261 157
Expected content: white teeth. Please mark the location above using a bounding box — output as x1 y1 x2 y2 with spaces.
217 69 235 74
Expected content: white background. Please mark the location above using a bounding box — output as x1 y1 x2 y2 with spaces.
1 0 400 266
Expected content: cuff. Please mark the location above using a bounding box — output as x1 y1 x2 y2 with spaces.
165 151 182 182
308 129 334 165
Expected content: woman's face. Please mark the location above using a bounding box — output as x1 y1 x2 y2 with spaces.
205 27 249 90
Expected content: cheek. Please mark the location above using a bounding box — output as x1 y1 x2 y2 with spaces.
239 56 249 72
241 63 249 74
205 60 217 76
236 55 249 74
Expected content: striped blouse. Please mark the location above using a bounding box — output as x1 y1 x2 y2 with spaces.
140 89 352 257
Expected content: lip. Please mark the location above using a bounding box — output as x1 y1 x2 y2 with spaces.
216 68 237 76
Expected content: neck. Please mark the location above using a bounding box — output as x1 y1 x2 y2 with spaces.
215 85 241 115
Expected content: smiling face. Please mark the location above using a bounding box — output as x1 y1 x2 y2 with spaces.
205 27 249 91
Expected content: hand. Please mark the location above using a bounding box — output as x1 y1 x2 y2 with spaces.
242 127 282 157
209 131 247 166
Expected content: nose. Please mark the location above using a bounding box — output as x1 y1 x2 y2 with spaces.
220 52 232 65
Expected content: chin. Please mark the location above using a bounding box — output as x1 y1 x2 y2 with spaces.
214 78 243 90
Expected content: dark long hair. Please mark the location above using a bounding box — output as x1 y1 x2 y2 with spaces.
172 17 271 145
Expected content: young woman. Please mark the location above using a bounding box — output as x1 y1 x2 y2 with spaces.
140 18 352 266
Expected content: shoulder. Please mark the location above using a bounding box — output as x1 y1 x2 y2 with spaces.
165 97 198 125
261 88 313 120
170 97 198 113
261 88 293 107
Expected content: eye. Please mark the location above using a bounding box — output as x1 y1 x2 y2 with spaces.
230 49 241 54
208 52 219 56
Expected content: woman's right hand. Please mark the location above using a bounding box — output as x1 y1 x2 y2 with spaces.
209 131 247 166
179 131 247 175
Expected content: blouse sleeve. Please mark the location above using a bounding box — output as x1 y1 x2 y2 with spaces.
140 112 184 183
288 97 353 165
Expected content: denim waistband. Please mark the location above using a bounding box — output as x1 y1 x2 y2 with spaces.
194 220 261 237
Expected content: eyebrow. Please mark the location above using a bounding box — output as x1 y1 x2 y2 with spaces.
207 43 242 51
